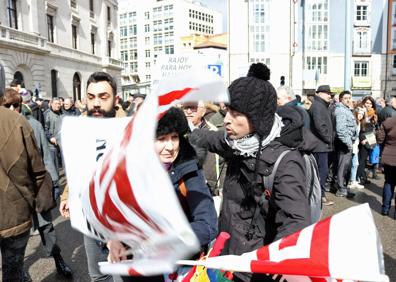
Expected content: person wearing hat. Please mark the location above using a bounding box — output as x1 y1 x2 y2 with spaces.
190 73 310 282
107 107 218 282
20 88 46 128
308 85 335 206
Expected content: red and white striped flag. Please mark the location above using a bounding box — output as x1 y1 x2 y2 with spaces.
61 69 228 276
178 204 389 282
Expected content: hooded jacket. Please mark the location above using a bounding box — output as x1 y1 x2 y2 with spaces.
0 107 53 238
190 106 310 281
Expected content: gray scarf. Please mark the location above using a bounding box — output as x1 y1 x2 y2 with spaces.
225 113 284 157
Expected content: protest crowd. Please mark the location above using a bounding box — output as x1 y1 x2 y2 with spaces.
1 62 394 282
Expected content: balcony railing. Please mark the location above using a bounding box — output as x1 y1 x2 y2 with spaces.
102 57 124 69
352 41 371 55
0 25 47 50
47 42 101 65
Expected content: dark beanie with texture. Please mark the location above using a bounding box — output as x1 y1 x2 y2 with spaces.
156 107 190 137
228 76 277 138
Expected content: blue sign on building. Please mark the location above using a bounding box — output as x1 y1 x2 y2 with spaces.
208 64 222 77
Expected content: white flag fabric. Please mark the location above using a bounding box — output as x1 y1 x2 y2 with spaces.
178 204 389 282
61 69 228 276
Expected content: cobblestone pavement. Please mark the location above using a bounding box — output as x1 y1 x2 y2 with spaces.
1 174 396 281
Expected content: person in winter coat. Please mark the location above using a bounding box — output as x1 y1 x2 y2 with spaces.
189 72 310 282
62 97 81 116
357 96 378 184
45 97 64 172
107 107 218 282
377 116 396 218
308 85 335 206
0 95 53 281
333 91 357 197
3 88 73 278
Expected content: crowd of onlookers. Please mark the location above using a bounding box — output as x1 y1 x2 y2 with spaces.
277 84 396 214
2 64 396 282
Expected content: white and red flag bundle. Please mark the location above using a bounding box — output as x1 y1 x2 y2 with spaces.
61 65 229 276
178 203 389 282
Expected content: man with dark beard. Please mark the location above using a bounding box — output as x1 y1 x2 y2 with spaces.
59 72 121 282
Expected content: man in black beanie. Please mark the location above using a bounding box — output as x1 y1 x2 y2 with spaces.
190 74 310 282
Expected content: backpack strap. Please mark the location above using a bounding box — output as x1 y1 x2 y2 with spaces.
263 149 292 194
246 149 292 240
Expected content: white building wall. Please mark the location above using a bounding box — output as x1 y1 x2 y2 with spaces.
0 0 122 99
118 0 223 93
229 0 386 98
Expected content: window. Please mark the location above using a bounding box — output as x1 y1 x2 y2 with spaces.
129 37 137 48
72 24 78 49
129 49 138 60
164 31 174 44
154 34 163 45
306 0 329 51
121 50 128 61
130 62 138 72
120 26 127 37
107 40 112 57
354 61 368 77
145 62 151 68
129 25 137 36
70 0 77 9
51 70 58 98
146 75 151 81
164 18 173 30
91 32 95 54
356 5 368 21
393 55 396 68
128 12 137 23
356 30 369 50
145 11 150 20
145 24 150 33
145 37 150 45
153 20 162 32
89 0 94 17
7 0 18 29
306 56 328 74
165 45 174 54
120 38 128 49
145 49 151 57
107 6 111 22
47 14 54 43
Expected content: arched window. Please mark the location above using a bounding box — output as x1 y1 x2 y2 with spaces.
51 70 58 98
73 73 81 101
14 71 25 87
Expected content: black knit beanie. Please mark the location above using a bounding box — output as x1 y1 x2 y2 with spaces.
156 107 190 137
228 76 277 138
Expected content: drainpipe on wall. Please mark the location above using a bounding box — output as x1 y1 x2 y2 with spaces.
384 0 390 98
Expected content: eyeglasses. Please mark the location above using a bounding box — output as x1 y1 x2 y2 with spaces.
3 102 20 109
182 105 198 112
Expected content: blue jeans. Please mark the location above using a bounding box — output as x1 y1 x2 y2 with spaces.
382 165 396 214
350 153 359 182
